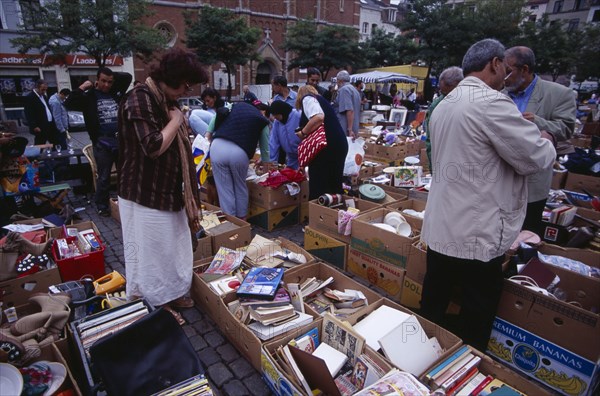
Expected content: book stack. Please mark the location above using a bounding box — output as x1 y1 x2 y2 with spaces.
423 346 526 396
272 315 374 396
151 373 213 396
75 300 150 358
244 234 308 268
305 287 368 318
545 205 577 226
236 266 285 300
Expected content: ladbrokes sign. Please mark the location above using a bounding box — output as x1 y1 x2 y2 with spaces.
0 53 124 66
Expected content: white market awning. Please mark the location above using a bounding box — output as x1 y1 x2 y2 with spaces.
349 71 417 84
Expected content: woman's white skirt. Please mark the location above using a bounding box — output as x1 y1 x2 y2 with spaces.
119 197 193 307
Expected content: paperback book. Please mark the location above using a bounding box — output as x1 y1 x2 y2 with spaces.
203 247 245 276
236 267 285 301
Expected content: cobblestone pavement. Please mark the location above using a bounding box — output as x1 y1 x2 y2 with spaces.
16 129 386 395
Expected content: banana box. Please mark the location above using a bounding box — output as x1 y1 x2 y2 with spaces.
488 317 599 396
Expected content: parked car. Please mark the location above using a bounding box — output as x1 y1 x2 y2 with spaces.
177 96 204 110
68 111 86 132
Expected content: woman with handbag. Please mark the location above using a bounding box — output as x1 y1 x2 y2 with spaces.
295 85 348 199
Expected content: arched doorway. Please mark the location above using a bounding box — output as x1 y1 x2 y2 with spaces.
256 62 275 84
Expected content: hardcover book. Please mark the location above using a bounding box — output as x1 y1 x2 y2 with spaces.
236 267 285 300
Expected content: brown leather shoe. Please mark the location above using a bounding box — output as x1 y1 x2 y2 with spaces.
170 296 194 309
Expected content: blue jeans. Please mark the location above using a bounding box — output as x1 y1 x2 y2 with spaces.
93 143 117 211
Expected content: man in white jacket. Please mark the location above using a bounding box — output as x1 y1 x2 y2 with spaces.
420 39 556 351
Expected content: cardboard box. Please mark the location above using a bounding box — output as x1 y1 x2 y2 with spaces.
350 208 419 268
308 196 381 244
284 261 382 317
248 179 309 210
551 169 568 190
564 172 600 196
261 318 394 396
399 242 427 309
391 166 423 188
48 220 101 240
217 291 316 371
36 340 83 396
192 234 213 262
191 257 225 322
385 199 427 229
433 346 554 396
347 298 462 376
300 201 309 224
247 204 299 231
0 266 62 307
109 198 120 223
207 213 252 253
364 142 408 165
408 188 429 201
346 247 405 300
488 317 599 396
491 251 600 396
303 226 348 270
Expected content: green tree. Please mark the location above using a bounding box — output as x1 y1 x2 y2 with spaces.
572 23 600 83
283 19 362 80
185 7 261 100
360 27 416 68
10 0 166 67
517 14 576 81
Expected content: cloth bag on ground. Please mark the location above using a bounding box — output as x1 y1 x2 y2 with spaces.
298 124 327 168
343 137 364 175
89 308 204 396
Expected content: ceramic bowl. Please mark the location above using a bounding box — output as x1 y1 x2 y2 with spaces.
0 363 23 396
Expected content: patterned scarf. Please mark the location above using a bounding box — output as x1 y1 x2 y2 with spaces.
145 77 201 233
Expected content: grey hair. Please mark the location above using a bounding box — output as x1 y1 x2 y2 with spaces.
462 39 505 75
505 46 536 73
336 70 350 82
440 66 464 86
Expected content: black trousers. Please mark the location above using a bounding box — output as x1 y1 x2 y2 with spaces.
420 247 504 351
522 198 547 237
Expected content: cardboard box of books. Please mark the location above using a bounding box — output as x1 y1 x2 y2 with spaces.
346 247 405 301
219 290 315 371
346 298 462 378
283 261 382 319
303 226 348 270
200 204 252 254
247 203 300 231
384 199 427 229
421 344 553 396
247 179 309 210
308 195 382 244
245 235 316 269
262 315 413 396
350 208 419 268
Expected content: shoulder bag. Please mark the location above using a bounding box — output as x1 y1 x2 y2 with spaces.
298 124 327 167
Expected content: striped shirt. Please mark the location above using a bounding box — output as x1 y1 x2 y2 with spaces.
117 84 185 212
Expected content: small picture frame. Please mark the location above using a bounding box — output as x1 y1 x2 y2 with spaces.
389 108 408 126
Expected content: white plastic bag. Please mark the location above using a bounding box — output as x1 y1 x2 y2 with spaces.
343 137 365 176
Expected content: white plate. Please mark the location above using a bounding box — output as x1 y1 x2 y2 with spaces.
383 167 398 174
404 156 420 165
0 363 23 396
37 361 67 396
396 222 412 237
383 212 407 229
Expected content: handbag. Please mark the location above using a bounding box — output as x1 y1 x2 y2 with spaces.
298 124 327 167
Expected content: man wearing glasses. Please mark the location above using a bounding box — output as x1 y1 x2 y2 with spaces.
65 67 119 217
504 46 576 236
421 39 556 351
